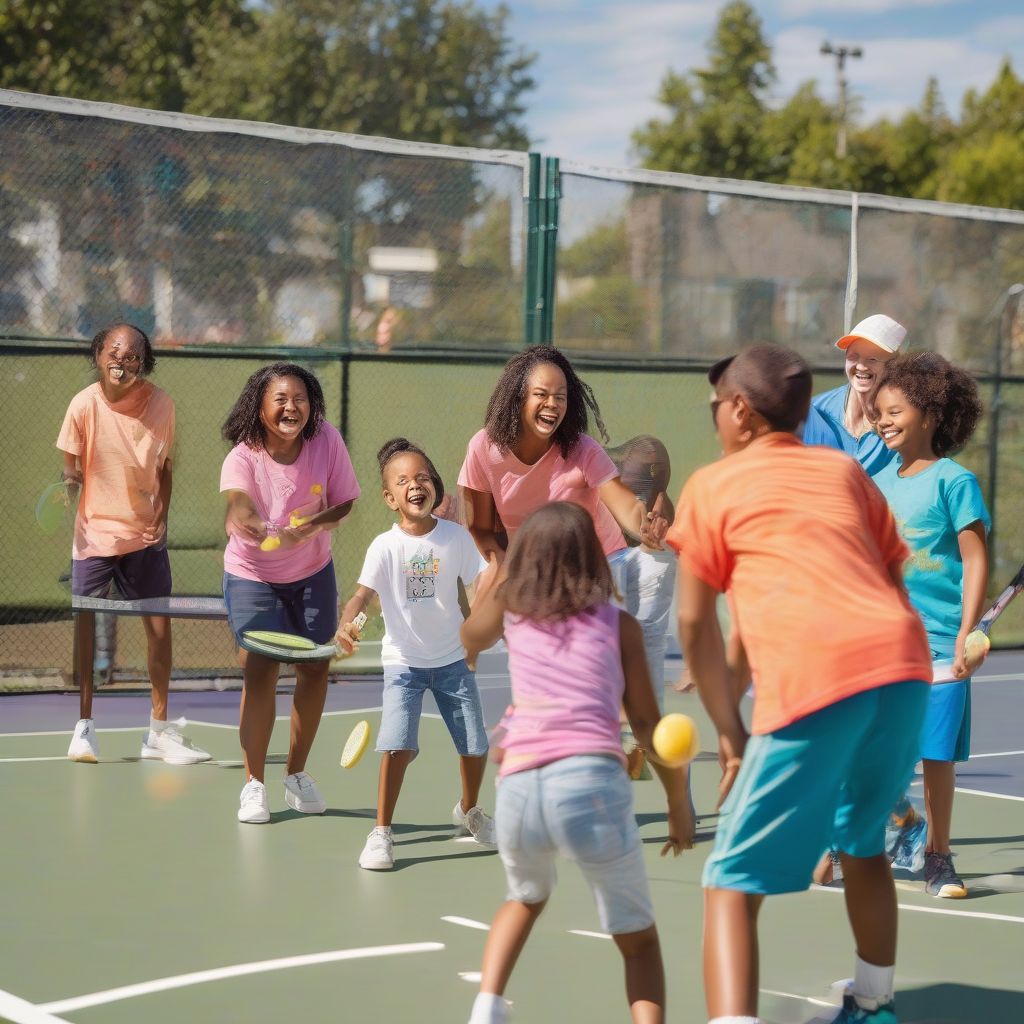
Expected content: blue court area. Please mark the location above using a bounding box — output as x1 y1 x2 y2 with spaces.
1 652 1023 1024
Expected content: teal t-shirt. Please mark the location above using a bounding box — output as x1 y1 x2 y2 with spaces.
803 385 897 477
873 457 990 649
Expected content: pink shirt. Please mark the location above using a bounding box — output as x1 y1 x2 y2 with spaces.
498 602 627 778
458 429 625 556
56 381 175 558
220 422 360 584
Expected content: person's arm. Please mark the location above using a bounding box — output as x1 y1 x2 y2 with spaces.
224 489 268 543
619 611 692 854
143 457 173 546
285 499 355 543
335 585 377 654
460 561 506 669
954 522 989 678
61 451 82 504
678 561 748 808
599 477 670 549
461 486 506 564
726 625 750 706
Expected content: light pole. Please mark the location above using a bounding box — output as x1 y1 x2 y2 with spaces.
820 41 862 159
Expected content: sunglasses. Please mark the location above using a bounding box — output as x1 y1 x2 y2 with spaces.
709 396 726 426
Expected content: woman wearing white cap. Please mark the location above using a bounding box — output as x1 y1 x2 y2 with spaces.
803 313 907 476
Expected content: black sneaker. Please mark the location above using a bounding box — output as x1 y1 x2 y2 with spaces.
924 851 967 898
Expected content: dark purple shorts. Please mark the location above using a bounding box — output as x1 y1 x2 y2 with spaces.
71 546 172 600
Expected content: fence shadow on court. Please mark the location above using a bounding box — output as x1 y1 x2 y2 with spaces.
898 981 1024 1022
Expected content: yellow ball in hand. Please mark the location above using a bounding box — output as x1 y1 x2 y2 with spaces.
963 630 990 669
652 713 700 767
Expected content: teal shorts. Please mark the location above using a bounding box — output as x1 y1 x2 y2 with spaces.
923 641 972 763
703 681 929 895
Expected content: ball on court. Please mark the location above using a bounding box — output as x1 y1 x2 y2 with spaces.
964 630 990 665
652 713 700 767
144 770 186 802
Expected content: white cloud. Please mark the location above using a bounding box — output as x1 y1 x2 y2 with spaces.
779 0 956 16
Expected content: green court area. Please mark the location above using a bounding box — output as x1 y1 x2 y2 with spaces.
2 676 1024 1024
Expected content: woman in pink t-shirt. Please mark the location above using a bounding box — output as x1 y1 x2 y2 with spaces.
460 502 688 1024
220 363 360 824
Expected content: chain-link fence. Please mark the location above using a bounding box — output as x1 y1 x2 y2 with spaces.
2 89 1023 686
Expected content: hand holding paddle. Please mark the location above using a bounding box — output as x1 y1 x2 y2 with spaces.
334 612 367 657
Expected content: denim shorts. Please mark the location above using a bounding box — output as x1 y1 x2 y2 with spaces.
223 560 338 646
376 658 488 757
72 546 172 600
703 681 929 895
496 755 655 935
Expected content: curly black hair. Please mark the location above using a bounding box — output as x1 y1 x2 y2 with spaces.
483 345 608 457
90 322 155 375
876 351 983 457
221 363 327 449
377 437 445 511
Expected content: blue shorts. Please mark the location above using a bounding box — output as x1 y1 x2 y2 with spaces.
72 546 172 600
376 658 488 757
703 681 929 895
223 560 338 646
923 642 972 762
496 755 654 935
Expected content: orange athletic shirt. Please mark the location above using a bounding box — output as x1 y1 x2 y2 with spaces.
56 381 175 558
667 433 931 735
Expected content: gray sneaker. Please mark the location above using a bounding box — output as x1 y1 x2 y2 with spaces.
924 851 967 898
452 800 497 847
283 771 326 814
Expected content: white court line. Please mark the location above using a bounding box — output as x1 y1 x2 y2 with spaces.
814 884 1024 924
0 756 70 764
969 749 1024 759
0 988 73 1024
955 787 1024 803
759 987 833 1008
568 929 612 940
972 673 1024 683
39 943 444 1014
441 915 491 931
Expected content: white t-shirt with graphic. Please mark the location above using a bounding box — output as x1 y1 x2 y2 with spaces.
358 518 488 668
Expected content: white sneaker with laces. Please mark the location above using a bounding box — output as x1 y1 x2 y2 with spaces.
359 826 395 870
238 778 270 823
68 719 99 763
452 800 497 847
284 771 327 814
140 717 212 765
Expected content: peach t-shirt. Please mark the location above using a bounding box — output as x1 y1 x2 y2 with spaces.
56 381 175 558
667 433 931 735
458 429 626 556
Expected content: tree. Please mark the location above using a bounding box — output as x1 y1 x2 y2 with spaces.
0 0 247 111
632 1 774 180
183 0 535 150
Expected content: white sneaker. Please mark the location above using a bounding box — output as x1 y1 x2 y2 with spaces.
238 778 270 823
284 771 326 814
452 800 497 847
68 719 99 763
359 826 395 870
140 718 212 765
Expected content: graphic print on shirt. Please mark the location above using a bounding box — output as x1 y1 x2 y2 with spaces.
895 514 944 576
404 544 440 601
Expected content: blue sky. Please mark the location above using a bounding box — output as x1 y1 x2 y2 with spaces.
481 0 1024 168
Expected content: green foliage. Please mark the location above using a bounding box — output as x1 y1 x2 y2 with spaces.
0 0 535 150
634 4 1024 211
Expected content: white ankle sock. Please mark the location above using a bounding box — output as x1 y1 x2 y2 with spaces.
468 992 509 1024
150 717 168 733
708 1017 760 1023
851 955 894 1010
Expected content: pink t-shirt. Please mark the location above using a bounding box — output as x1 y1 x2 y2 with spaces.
457 429 625 556
220 421 360 584
56 381 175 558
498 602 627 778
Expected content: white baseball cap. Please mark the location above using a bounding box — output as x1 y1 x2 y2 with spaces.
835 314 907 354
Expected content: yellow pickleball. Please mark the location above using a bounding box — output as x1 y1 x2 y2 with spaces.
964 629 991 670
260 535 281 551
652 713 700 767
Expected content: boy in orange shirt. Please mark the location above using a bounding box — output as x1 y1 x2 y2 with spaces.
667 345 931 1024
58 322 210 766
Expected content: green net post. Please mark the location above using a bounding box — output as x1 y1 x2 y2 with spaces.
541 156 560 345
523 152 543 345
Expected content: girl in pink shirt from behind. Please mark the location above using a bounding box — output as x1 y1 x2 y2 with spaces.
461 502 689 1024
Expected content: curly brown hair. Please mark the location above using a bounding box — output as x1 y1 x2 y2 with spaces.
876 351 983 457
483 346 608 457
221 363 327 449
499 502 615 622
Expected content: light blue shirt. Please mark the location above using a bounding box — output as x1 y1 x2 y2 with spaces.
802 384 896 477
873 457 990 649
